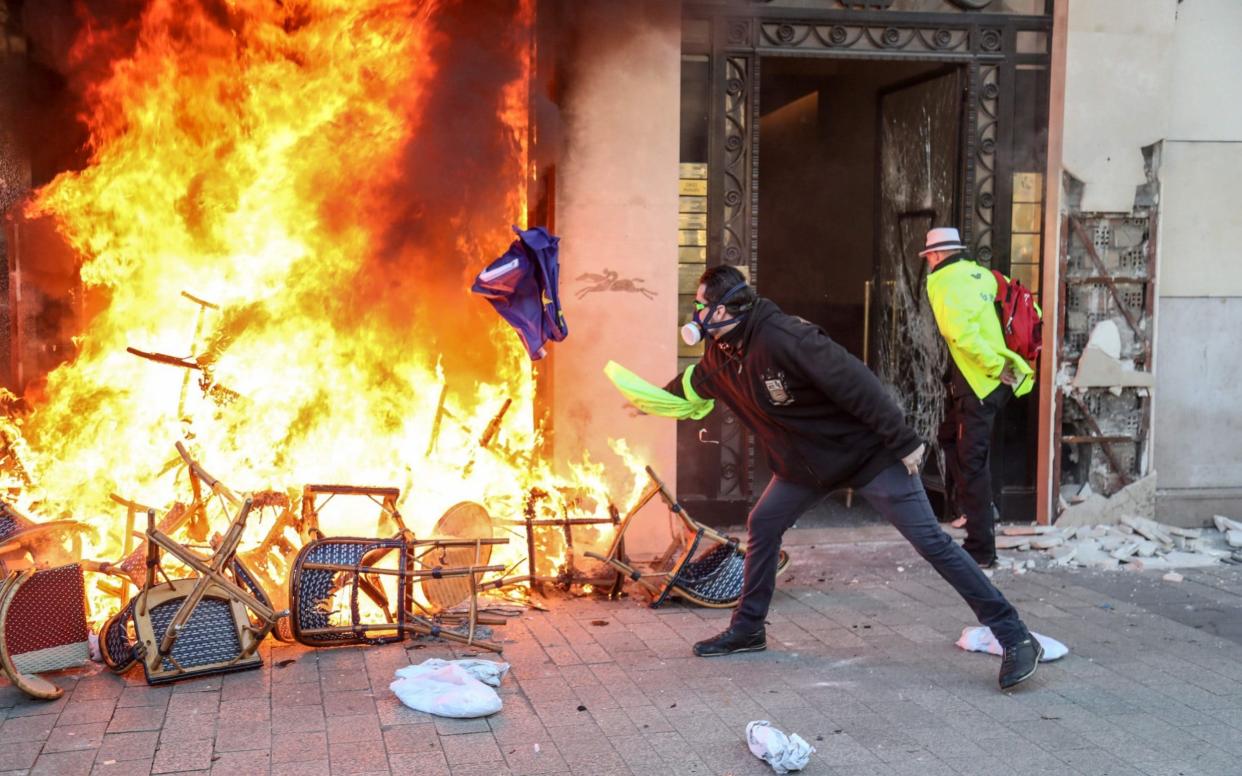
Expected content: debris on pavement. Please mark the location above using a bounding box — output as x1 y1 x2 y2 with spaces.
746 720 815 774
983 513 1242 573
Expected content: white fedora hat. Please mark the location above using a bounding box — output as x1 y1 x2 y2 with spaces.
918 227 966 256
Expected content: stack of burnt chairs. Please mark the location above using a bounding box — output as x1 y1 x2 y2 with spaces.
3 444 514 700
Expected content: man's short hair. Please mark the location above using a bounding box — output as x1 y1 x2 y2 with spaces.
699 265 756 314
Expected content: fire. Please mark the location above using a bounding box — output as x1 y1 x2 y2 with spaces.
1 0 644 625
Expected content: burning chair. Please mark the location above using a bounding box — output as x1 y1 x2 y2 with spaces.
287 492 510 652
121 444 286 683
123 497 285 684
94 444 286 684
585 466 790 609
0 500 91 576
423 386 618 595
482 487 621 596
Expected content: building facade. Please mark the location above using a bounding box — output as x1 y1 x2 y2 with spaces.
549 0 1241 527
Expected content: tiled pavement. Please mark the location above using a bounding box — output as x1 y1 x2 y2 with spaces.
3 523 1242 775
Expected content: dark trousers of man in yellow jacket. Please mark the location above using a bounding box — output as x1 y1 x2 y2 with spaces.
943 362 1011 566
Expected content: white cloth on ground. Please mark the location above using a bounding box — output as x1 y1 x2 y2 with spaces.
955 626 1068 661
746 720 815 774
390 658 511 718
416 657 510 687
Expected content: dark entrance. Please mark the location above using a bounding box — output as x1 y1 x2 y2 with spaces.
757 58 964 501
759 59 961 362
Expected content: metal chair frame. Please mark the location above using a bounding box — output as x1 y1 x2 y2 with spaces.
585 466 788 609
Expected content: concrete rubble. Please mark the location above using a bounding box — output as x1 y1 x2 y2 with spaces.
1056 474 1156 527
992 512 1242 572
1214 514 1242 547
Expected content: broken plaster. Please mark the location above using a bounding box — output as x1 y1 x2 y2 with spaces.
1072 319 1156 391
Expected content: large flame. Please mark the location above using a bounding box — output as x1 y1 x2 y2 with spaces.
3 0 645 621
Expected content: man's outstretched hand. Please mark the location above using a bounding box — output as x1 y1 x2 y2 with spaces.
901 443 926 476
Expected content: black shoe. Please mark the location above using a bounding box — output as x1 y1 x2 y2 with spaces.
693 626 766 657
998 634 1043 690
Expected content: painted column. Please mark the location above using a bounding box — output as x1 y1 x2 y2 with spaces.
551 0 681 497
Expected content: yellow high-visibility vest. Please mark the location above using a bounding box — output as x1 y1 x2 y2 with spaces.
926 259 1035 400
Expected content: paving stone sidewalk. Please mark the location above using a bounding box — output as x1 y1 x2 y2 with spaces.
3 523 1242 775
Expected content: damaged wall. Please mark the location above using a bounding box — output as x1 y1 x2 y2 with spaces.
1062 0 1242 525
550 0 681 494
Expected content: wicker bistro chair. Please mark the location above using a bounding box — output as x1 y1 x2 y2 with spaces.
0 564 92 699
288 533 510 652
98 554 272 677
0 500 90 576
585 466 790 609
129 500 286 685
98 595 138 674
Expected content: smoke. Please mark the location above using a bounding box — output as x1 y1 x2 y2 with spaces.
12 0 544 396
364 0 533 390
20 0 146 71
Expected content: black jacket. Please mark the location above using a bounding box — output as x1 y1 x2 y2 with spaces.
668 298 922 490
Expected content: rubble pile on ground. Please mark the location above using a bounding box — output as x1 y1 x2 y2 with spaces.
993 514 1242 573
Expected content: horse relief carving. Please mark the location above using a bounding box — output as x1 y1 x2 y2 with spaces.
575 270 657 301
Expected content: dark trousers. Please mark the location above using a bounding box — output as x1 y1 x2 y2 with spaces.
943 368 1011 563
730 462 1026 648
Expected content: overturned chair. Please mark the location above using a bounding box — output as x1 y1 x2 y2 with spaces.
123 487 285 684
0 564 92 699
585 466 789 609
288 493 511 652
0 500 90 576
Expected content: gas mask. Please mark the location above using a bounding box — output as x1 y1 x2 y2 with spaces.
680 282 751 346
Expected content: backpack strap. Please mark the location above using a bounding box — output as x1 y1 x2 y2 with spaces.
990 268 1011 303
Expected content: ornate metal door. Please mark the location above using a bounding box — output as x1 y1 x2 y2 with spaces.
874 67 962 453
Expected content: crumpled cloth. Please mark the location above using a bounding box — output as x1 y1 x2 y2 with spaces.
604 360 714 420
746 720 815 774
390 659 511 718
955 626 1068 661
418 658 510 686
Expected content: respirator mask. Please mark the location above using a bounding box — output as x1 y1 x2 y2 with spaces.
680 282 751 346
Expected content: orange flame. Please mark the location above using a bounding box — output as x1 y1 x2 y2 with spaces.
3 0 644 622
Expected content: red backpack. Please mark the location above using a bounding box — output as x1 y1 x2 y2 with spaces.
991 269 1042 366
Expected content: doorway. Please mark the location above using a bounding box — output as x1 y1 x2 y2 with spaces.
757 57 965 505
759 58 959 361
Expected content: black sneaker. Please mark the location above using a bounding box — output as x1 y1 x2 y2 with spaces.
692 626 766 657
998 634 1043 690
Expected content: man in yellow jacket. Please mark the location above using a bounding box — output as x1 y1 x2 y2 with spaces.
922 228 1034 568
